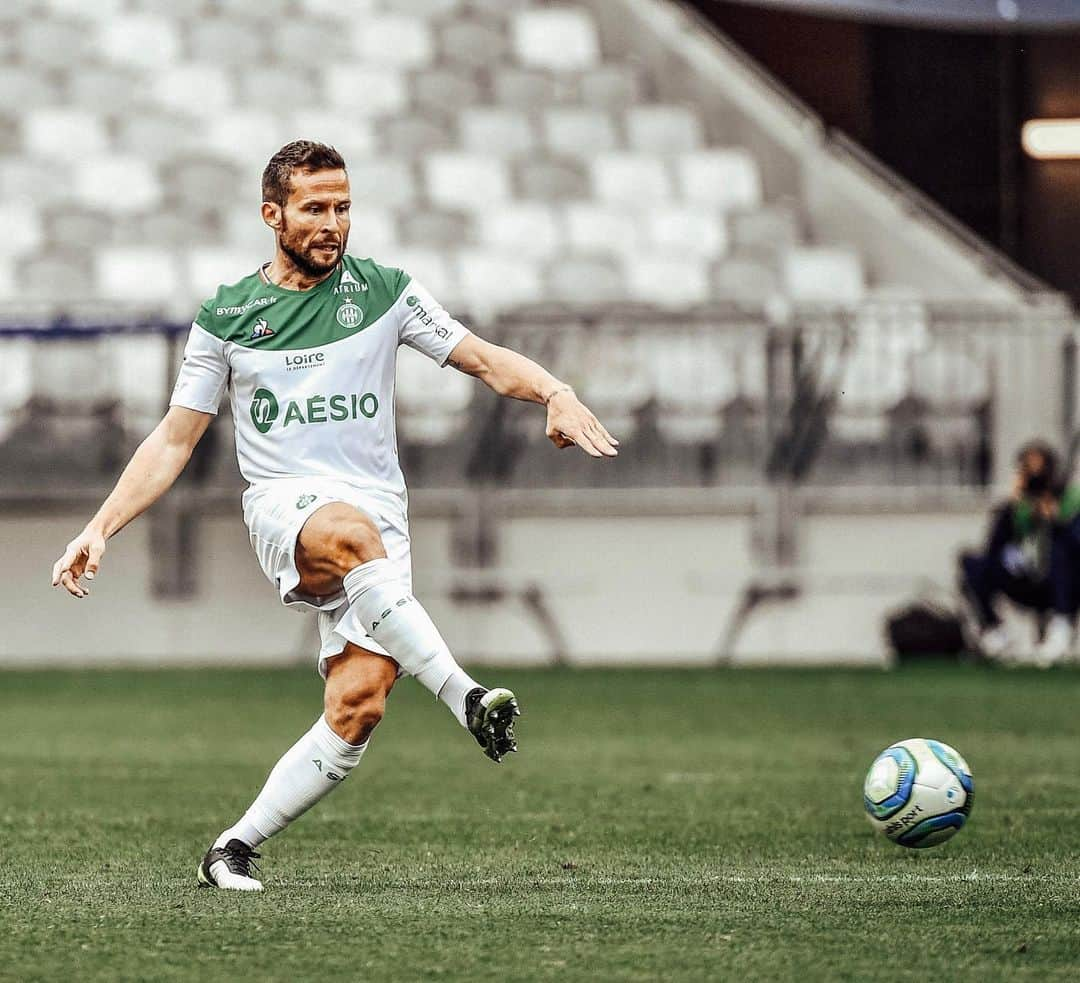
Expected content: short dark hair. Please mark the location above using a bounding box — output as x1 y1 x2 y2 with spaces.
262 140 346 206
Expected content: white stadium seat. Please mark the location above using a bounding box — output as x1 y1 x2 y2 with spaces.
590 153 673 204
677 150 763 211
459 108 536 158
296 0 376 13
782 247 865 305
649 331 740 442
512 8 600 72
96 248 180 304
188 17 267 64
104 334 171 419
151 64 235 116
44 0 124 15
622 254 710 307
0 66 62 109
349 208 399 256
351 14 434 67
0 158 71 207
19 17 93 69
345 160 418 209
545 254 627 304
321 66 408 115
0 200 44 260
563 204 639 257
74 156 162 215
396 345 473 445
579 65 644 110
96 15 181 71
202 112 287 169
113 111 202 163
23 109 109 161
437 17 510 70
476 203 563 260
380 0 461 16
63 65 142 114
642 206 728 260
625 105 705 154
285 111 376 162
457 250 542 314
542 108 619 156
184 247 264 300
271 18 354 64
424 154 511 209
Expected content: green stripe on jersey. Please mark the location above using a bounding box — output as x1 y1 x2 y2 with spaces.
195 255 409 351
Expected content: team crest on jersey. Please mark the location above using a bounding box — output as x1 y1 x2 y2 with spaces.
250 316 275 340
336 299 363 329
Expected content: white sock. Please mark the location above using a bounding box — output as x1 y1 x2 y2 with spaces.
215 715 367 849
342 558 481 725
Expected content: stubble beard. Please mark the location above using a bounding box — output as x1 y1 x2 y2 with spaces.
278 218 346 279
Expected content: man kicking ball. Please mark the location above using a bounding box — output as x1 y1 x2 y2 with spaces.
51 141 619 891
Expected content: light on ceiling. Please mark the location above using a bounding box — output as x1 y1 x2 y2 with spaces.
1022 119 1080 160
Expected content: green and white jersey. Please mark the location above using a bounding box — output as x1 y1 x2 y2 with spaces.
170 254 469 495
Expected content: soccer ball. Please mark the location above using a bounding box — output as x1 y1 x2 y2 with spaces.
863 738 974 848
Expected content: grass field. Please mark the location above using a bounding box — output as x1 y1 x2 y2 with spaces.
1 665 1079 982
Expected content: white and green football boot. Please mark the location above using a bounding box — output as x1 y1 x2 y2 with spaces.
465 687 520 763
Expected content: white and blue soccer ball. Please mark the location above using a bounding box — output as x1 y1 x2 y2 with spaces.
863 738 974 848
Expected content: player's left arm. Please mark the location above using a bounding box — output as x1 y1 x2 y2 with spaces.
446 334 618 458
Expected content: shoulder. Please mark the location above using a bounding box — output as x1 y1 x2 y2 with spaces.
194 269 267 340
344 254 410 302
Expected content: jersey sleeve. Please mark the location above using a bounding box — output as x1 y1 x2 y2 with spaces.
169 321 229 415
397 277 470 366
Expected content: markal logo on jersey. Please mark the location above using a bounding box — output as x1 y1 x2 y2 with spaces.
333 269 368 294
336 299 363 329
249 386 379 435
250 316 275 340
404 295 449 338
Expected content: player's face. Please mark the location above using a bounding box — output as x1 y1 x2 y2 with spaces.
276 168 351 277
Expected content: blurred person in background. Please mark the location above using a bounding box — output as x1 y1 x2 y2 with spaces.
961 440 1080 666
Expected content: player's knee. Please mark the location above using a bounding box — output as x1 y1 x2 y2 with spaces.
328 515 386 574
325 685 386 745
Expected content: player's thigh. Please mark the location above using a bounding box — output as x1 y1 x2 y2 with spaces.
323 642 399 718
296 502 387 595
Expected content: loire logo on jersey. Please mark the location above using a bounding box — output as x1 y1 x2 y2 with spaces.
249 387 379 434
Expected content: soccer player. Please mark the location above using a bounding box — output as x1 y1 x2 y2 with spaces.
51 141 618 891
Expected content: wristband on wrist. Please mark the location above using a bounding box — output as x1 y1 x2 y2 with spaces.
544 385 573 406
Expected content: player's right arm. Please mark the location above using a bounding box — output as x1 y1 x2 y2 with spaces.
51 406 215 597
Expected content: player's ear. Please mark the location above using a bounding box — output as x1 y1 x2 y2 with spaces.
262 202 281 230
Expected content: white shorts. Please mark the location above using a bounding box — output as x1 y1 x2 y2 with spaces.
242 477 412 677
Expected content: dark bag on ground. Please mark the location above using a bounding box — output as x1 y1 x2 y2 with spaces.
885 598 967 661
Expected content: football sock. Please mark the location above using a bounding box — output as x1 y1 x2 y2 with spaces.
214 715 367 849
342 558 481 726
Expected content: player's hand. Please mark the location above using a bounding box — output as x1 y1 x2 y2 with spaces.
51 529 106 598
545 389 619 458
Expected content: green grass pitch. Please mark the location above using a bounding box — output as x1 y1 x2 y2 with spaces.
1 665 1079 982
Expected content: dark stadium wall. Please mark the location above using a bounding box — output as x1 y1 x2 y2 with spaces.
690 1 1080 300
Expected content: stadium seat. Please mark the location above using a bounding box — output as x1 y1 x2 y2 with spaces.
44 206 113 255
512 8 600 72
352 14 434 67
19 249 95 306
348 208 399 255
396 345 473 445
321 66 408 115
677 150 763 211
622 254 710 307
23 109 108 161
96 247 180 305
295 0 376 12
411 68 483 116
0 339 33 438
238 67 321 109
105 333 171 422
0 158 71 206
203 111 287 169
710 257 781 304
577 328 653 437
437 15 510 70
590 153 673 204
18 16 93 69
129 210 222 250
272 17 354 63
730 204 803 258
381 248 457 304
151 64 235 116
782 247 865 305
61 65 143 114
399 209 469 248
43 0 124 15
0 67 63 109
380 0 462 17
185 247 265 301
577 64 645 110
544 254 627 304
285 111 376 162
186 17 265 64
492 68 572 111
214 0 294 15
542 108 619 156
476 203 562 260
163 158 241 215
648 330 739 442
380 116 455 158
642 206 728 259
345 160 417 208
113 111 202 163
466 0 532 16
459 108 536 157
74 156 162 215
95 15 181 70
517 158 590 201
457 250 542 314
0 200 44 261
625 105 705 154
564 204 639 257
424 154 510 209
